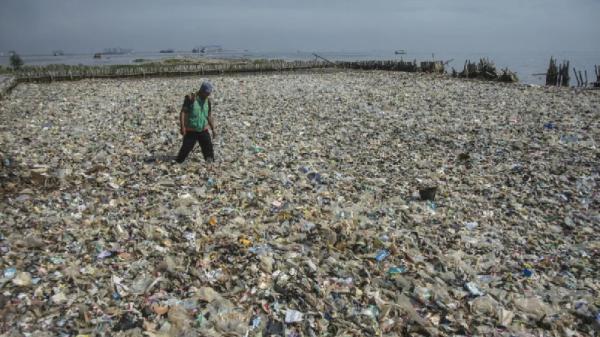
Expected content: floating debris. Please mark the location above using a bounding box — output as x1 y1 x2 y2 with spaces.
0 70 598 336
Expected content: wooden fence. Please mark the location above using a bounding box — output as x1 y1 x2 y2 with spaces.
13 60 331 83
7 59 455 84
336 60 422 72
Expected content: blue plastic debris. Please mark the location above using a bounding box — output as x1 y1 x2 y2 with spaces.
3 267 17 279
375 249 390 262
387 266 407 275
251 316 261 329
97 250 113 259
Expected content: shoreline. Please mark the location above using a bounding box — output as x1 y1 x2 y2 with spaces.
2 50 599 85
0 68 596 103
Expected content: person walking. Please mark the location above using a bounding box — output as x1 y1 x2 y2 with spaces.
175 81 216 163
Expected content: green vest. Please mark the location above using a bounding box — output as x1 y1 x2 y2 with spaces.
187 98 209 131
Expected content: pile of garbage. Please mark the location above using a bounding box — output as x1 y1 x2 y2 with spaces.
1 71 599 336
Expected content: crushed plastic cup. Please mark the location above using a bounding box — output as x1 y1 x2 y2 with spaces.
50 256 66 265
3 267 17 280
97 250 113 259
387 266 407 275
285 309 304 323
465 282 484 296
361 305 380 319
465 222 478 230
375 249 390 262
184 231 196 242
248 244 272 256
251 316 261 330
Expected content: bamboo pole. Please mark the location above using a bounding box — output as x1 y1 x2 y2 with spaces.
546 57 557 86
560 61 570 87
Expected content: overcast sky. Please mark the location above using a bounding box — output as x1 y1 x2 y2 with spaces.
1 0 599 54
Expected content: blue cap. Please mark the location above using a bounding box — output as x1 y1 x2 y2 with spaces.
200 81 213 93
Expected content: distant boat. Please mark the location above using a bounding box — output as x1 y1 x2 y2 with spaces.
395 50 407 55
53 50 64 56
204 45 223 53
160 49 174 53
93 53 102 59
192 45 223 54
103 48 132 55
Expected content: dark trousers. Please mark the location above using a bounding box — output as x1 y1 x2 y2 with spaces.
176 130 214 163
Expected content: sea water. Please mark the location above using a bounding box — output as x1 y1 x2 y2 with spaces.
1 49 598 85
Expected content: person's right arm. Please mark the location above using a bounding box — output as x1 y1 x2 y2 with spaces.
180 109 187 135
180 94 192 135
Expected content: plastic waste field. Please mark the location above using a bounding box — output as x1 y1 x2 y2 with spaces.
1 71 599 336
